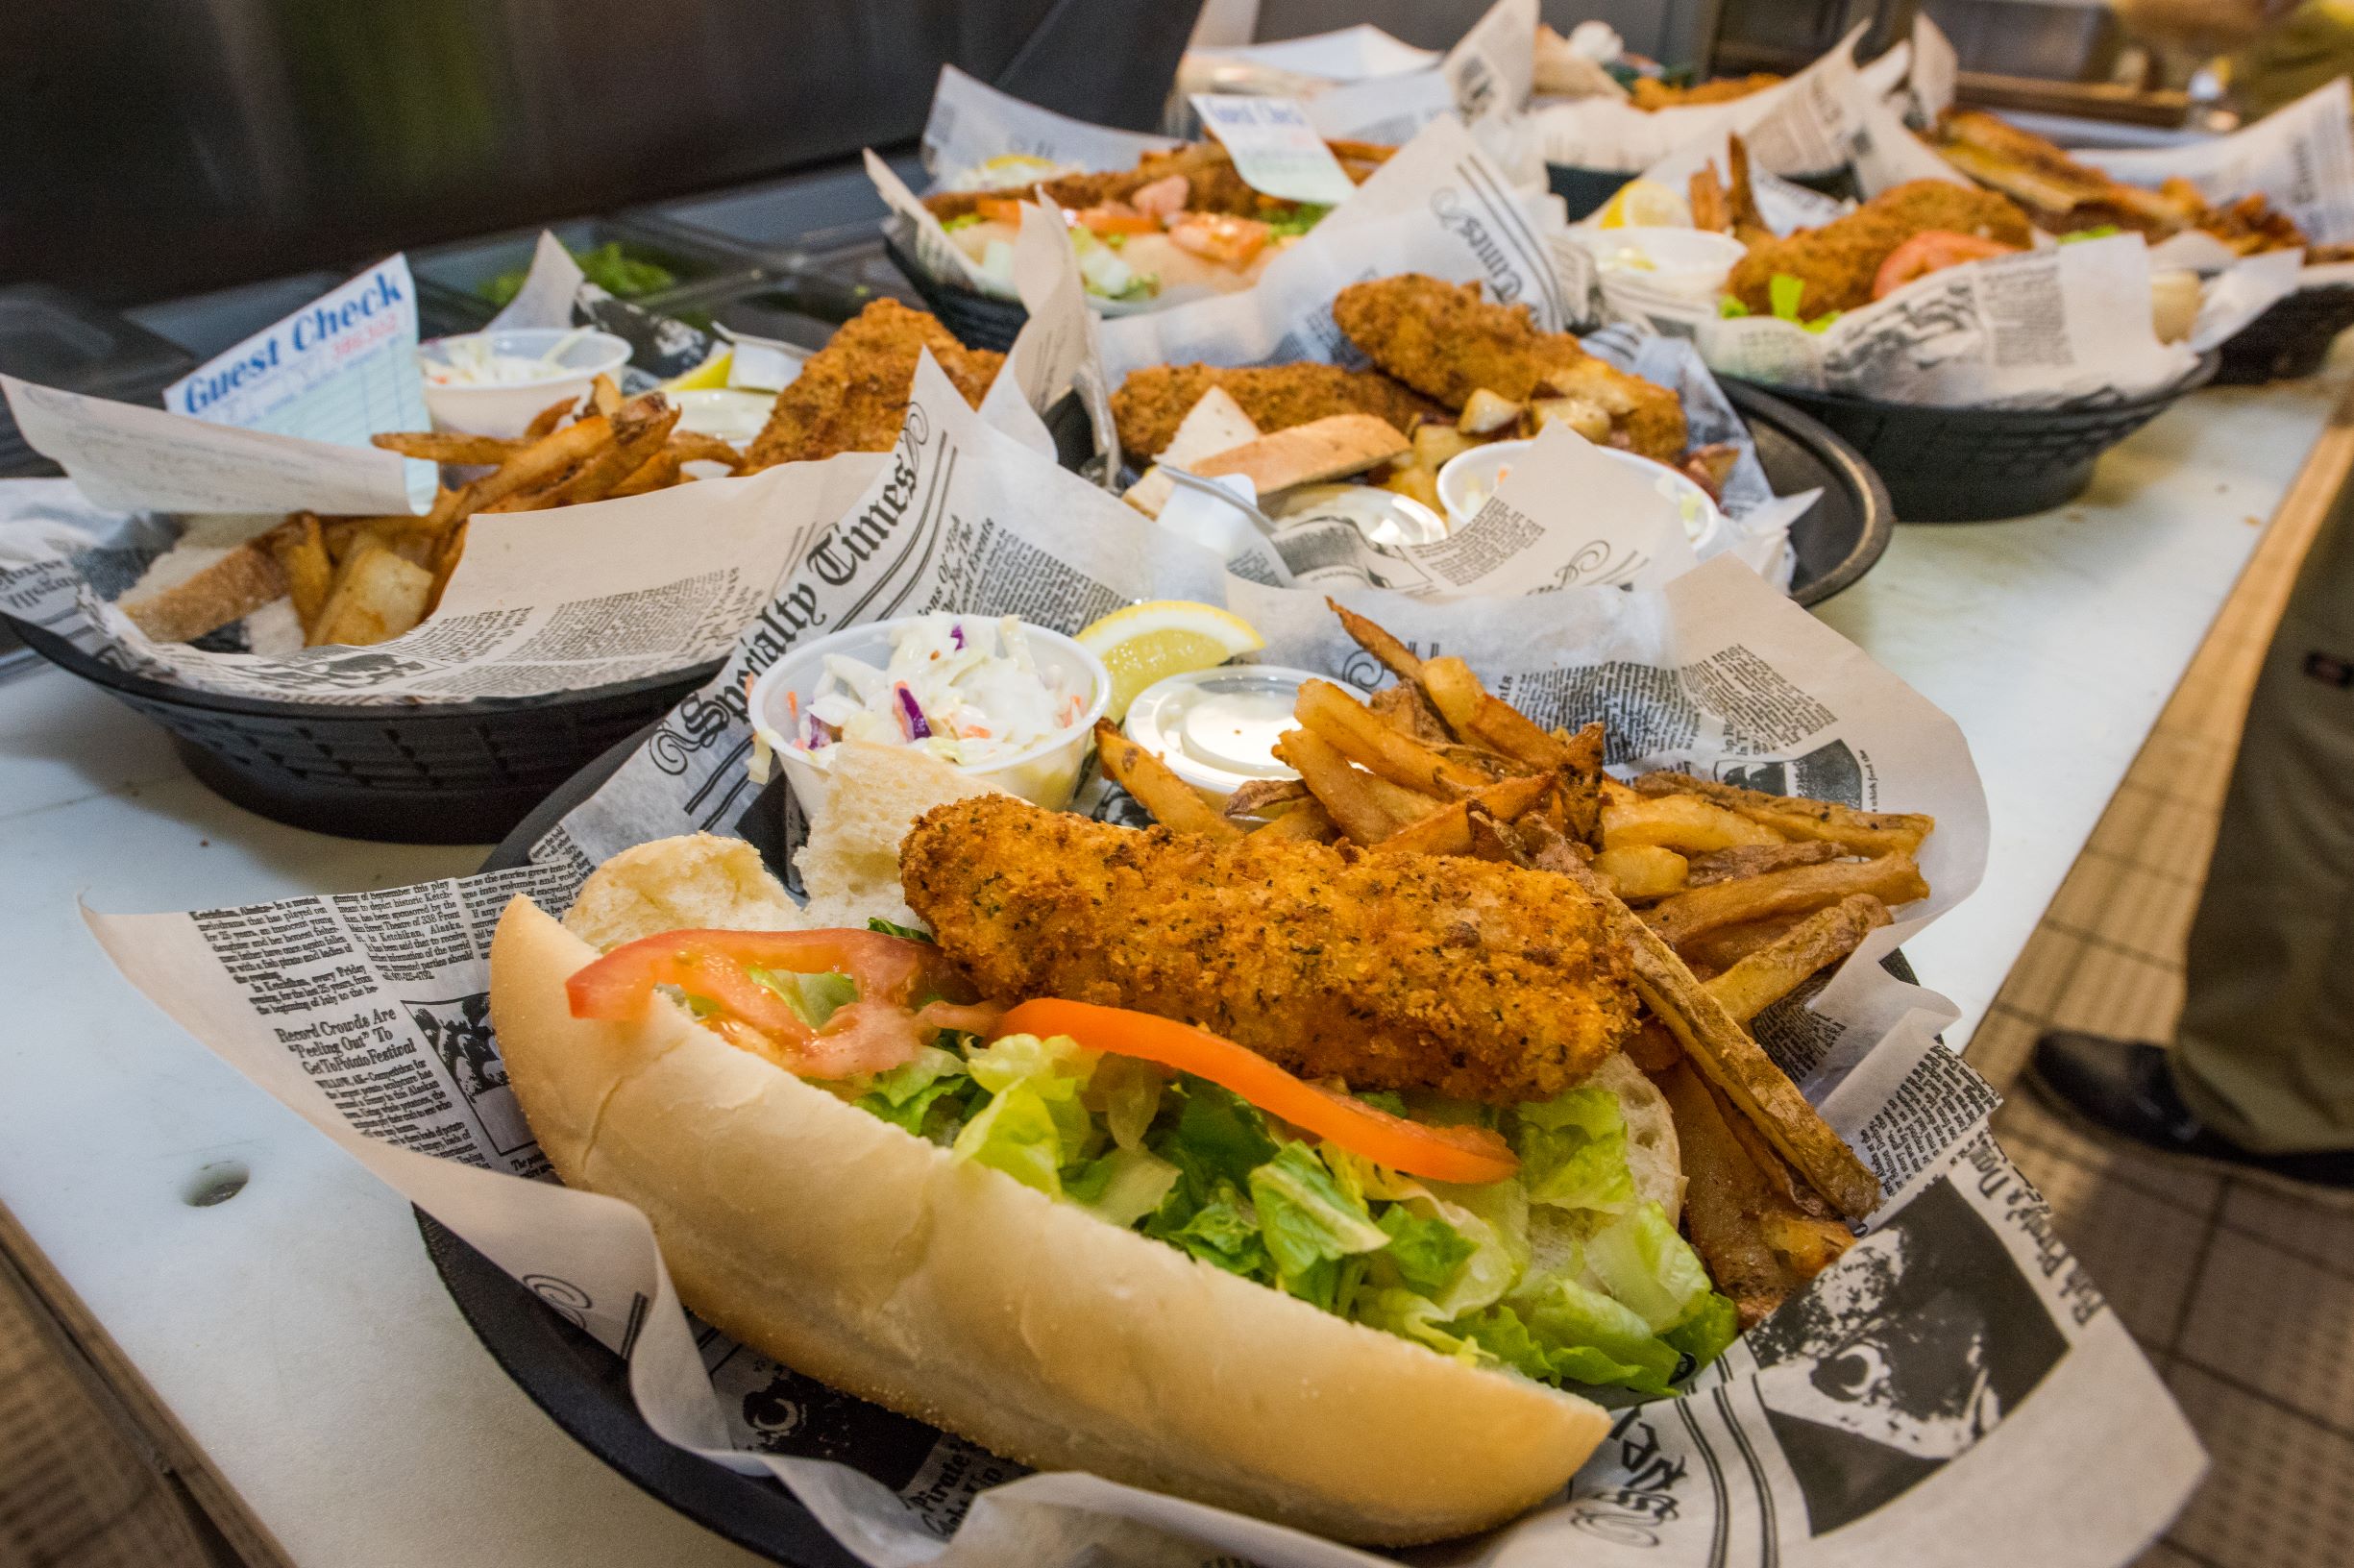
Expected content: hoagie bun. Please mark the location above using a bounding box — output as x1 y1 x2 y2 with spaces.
489 893 1610 1545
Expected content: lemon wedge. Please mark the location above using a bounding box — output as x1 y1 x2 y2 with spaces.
1597 179 1692 231
1076 600 1265 721
661 345 734 392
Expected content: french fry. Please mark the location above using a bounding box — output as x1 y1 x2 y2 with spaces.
1554 853 1882 1219
1222 777 1311 821
1458 387 1523 435
369 431 523 465
1093 721 1238 840
1593 844 1689 899
1625 1021 1682 1072
1632 771 1933 856
666 431 744 469
1685 840 1841 887
1417 656 1574 771
1704 894 1891 1024
267 513 334 630
1412 423 1479 472
1465 807 1529 865
469 414 616 515
425 519 469 618
1689 165 1731 233
1327 597 1426 685
610 449 685 498
1675 913 1807 972
307 544 432 648
1274 727 1423 845
588 374 622 417
1366 682 1455 747
1646 855 1929 948
1248 800 1338 843
1601 784 1785 853
1297 679 1492 796
1380 460 1442 511
551 396 678 505
523 396 576 440
1374 772 1556 856
1658 1063 1854 1328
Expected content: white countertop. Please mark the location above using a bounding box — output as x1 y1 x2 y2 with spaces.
0 351 2344 1565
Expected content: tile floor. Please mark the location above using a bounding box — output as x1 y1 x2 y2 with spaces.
1972 463 2354 1568
0 465 2346 1568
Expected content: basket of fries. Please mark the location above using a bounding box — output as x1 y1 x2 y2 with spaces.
1729 354 2220 522
7 376 743 842
2213 281 2354 384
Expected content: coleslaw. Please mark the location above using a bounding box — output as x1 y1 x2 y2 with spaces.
779 614 1091 769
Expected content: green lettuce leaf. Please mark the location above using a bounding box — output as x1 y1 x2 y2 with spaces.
1161 1180 1273 1280
865 917 933 943
1664 1288 1740 1366
850 1046 970 1139
747 968 859 1029
1356 1287 1483 1361
1249 1143 1389 1305
952 1084 1070 1195
1065 1145 1182 1228
1581 1201 1717 1333
1155 1080 1279 1207
1085 1055 1166 1152
1376 1206 1477 1293
1514 1088 1636 1216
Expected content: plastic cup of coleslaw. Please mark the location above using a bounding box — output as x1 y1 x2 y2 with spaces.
746 614 1112 817
415 328 632 437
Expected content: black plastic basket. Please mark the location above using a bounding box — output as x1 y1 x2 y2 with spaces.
1545 163 1856 224
2213 282 2354 385
4 617 717 843
1728 354 2219 523
881 233 1027 353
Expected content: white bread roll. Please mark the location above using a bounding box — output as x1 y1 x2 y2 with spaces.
489 895 1610 1545
794 742 999 930
563 832 801 950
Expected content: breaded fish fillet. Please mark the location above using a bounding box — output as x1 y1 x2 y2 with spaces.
1726 180 2035 318
745 300 1002 470
1332 275 1687 462
901 794 1639 1104
1111 363 1443 460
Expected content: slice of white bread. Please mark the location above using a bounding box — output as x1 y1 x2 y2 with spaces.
117 515 289 645
490 894 1610 1545
795 742 1000 931
563 832 802 950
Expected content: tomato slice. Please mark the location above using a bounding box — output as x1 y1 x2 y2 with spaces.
1072 205 1160 236
1872 231 2021 301
567 929 978 1079
971 197 1025 226
991 999 1520 1185
1166 213 1271 267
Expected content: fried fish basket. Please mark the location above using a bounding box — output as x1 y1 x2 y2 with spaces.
1729 354 2219 523
882 232 1028 353
2213 282 2354 385
5 616 718 843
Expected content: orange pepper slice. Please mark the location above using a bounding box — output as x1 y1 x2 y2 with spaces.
992 998 1519 1185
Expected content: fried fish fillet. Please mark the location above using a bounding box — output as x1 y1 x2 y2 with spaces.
1110 363 1444 459
922 141 1393 224
1932 110 2193 237
900 794 1640 1104
1332 275 1687 461
744 301 1002 470
1629 73 1781 111
1726 180 2036 317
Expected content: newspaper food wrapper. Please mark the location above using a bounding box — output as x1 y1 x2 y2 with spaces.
1697 233 2295 407
90 344 2198 1568
0 270 1087 703
1528 26 1873 177
2082 78 2354 289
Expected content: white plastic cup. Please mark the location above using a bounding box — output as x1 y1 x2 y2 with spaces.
1569 226 1750 300
745 617 1112 818
1436 438 1727 558
415 329 632 437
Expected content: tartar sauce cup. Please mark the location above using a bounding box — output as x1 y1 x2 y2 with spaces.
1122 665 1320 801
415 328 632 438
746 616 1112 817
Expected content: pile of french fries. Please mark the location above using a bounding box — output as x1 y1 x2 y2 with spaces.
259 377 741 649
1096 599 1940 1325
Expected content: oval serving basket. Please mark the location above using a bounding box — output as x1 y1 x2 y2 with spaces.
422 723 1921 1566
1729 352 2220 523
3 620 718 843
883 232 1028 354
2212 282 2354 385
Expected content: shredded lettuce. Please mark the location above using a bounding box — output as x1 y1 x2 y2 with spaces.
1160 1179 1272 1279
1265 204 1331 239
1767 272 1843 333
1515 1087 1636 1216
1376 1207 1477 1292
1065 1145 1183 1228
942 213 985 233
1467 1283 1684 1396
1249 1143 1390 1308
747 968 859 1030
1582 1202 1717 1333
850 1046 970 1138
865 917 933 943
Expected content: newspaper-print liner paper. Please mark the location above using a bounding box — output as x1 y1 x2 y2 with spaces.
88 346 2201 1568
